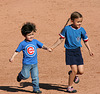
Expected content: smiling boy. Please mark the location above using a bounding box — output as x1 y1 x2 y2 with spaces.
9 22 51 93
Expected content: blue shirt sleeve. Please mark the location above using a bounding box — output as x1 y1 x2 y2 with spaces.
16 42 23 52
59 26 67 38
36 40 43 48
81 28 88 42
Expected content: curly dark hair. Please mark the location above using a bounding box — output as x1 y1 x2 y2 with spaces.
21 22 37 36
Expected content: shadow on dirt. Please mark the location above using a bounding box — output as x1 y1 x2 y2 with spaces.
0 85 32 93
0 82 67 93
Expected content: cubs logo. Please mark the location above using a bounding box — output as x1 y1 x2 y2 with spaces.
27 47 34 55
25 44 36 57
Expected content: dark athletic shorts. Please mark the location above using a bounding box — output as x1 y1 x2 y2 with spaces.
65 47 83 65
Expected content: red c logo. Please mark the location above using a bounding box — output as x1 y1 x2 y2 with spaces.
27 47 34 55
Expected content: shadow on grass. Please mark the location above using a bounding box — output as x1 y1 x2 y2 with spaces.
0 82 67 93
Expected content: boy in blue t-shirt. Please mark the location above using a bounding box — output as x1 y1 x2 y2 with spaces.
9 22 51 93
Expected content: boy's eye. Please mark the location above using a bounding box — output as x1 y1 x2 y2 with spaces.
28 34 34 36
28 34 31 36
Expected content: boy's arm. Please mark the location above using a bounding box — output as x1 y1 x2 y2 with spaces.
84 41 93 56
51 37 64 50
9 51 19 62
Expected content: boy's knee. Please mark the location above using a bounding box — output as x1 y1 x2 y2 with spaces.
32 76 38 80
23 74 30 79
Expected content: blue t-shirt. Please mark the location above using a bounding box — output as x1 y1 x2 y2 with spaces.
59 25 88 49
16 39 43 64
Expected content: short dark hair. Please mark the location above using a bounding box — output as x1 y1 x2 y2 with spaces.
21 22 36 36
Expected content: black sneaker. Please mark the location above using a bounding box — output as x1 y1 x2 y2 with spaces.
17 75 21 82
32 90 42 94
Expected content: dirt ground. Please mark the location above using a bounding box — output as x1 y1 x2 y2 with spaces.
0 0 100 94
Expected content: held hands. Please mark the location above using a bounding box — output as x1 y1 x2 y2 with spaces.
47 48 53 52
42 45 53 52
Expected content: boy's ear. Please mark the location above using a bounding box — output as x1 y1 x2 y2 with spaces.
23 35 26 37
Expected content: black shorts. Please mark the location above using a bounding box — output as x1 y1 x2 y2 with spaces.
65 47 84 65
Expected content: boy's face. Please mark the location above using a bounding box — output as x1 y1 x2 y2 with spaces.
71 17 83 29
25 31 34 41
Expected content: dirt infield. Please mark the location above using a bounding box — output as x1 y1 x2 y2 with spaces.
0 0 100 94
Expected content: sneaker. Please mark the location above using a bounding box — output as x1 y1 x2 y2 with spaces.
68 70 79 84
17 75 21 82
67 86 77 93
32 90 42 94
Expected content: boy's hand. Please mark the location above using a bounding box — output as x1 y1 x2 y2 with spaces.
9 52 18 63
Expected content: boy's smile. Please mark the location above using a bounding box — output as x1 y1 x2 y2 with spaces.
25 31 34 41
